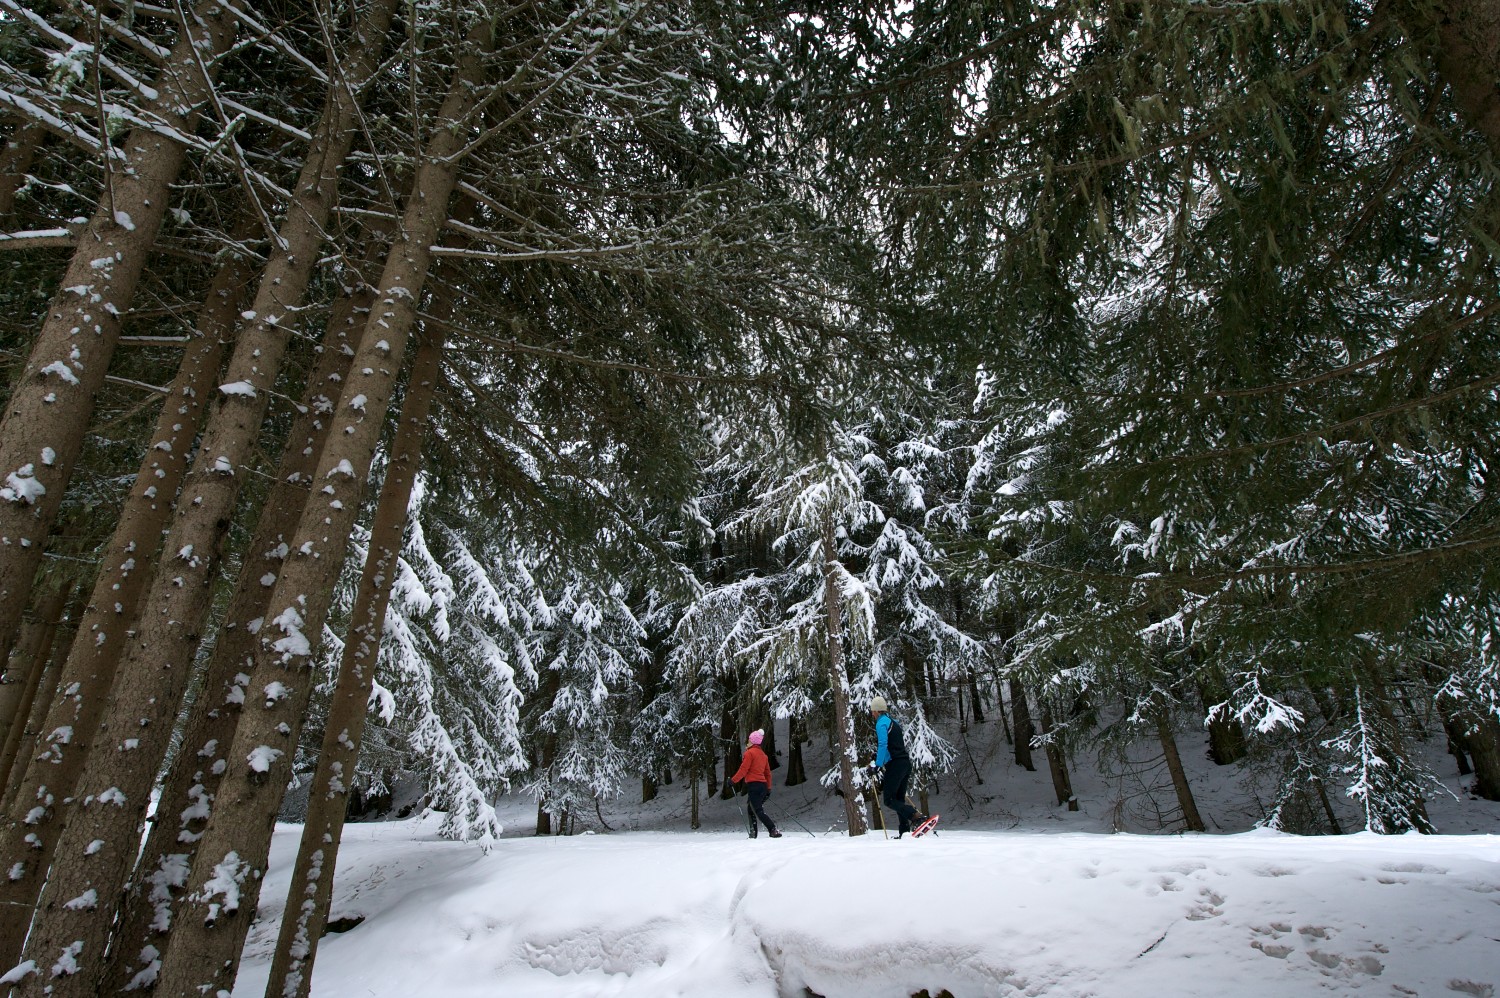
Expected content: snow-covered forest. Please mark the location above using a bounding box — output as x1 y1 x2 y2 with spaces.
0 0 1497 995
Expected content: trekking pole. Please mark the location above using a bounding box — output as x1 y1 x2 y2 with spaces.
765 805 817 838
871 779 887 839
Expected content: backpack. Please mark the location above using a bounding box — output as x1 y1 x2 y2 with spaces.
885 715 909 763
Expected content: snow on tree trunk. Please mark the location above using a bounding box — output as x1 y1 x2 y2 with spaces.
149 29 493 996
1155 715 1206 833
0 0 238 676
823 513 865 837
0 582 71 792
1461 716 1500 801
98 284 370 994
0 589 79 820
7 8 401 989
264 326 443 998
0 236 255 970
1038 703 1077 811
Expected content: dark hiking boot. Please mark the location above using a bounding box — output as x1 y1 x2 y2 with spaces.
769 828 782 838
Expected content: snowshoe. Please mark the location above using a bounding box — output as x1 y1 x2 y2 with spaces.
911 813 940 838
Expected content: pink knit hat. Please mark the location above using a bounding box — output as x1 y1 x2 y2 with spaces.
748 729 764 746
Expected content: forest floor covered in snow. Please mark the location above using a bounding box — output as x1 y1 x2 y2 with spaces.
246 718 1500 997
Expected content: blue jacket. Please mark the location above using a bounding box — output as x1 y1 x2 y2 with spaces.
876 714 893 767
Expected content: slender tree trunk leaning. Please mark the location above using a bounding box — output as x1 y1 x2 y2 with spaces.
98 282 372 994
0 0 238 673
1009 678 1036 771
0 589 82 819
822 513 865 836
1312 774 1344 835
0 583 71 791
150 29 495 996
1039 704 1078 811
1156 715 1207 832
7 7 402 987
265 325 445 998
0 239 255 969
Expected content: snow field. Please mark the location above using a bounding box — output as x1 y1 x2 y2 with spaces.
234 817 1499 998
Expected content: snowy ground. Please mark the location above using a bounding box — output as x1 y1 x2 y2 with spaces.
241 717 1500 997
237 818 1499 998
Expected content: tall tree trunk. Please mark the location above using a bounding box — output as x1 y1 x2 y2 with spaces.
98 277 372 994
1038 703 1078 811
0 236 255 969
1156 715 1207 832
821 512 864 837
1460 716 1500 802
785 715 806 786
0 588 82 819
1200 672 1248 765
9 5 401 987
1009 678 1036 771
1312 774 1344 835
968 670 985 724
0 0 238 674
263 323 444 998
689 764 700 830
0 583 71 792
1425 0 1500 157
150 29 494 996
719 671 741 799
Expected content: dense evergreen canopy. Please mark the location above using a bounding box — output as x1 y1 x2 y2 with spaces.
0 0 1496 992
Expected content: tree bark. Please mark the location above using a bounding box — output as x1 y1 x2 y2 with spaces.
1038 703 1078 811
9 4 400 987
1461 716 1500 801
0 588 82 819
0 583 71 793
785 715 806 786
719 671 741 800
822 512 864 837
1200 674 1248 766
1156 715 1206 832
264 324 444 998
97 275 372 994
0 233 255 970
1009 678 1036 771
1427 0 1500 157
150 28 494 996
0 0 238 674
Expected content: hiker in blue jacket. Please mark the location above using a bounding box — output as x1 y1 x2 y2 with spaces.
867 696 924 837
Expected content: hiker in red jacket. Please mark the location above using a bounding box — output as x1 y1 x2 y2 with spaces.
731 729 782 838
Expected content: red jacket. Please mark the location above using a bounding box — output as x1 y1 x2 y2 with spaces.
731 744 772 788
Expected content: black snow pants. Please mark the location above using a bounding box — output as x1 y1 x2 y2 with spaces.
880 757 919 832
746 781 777 836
